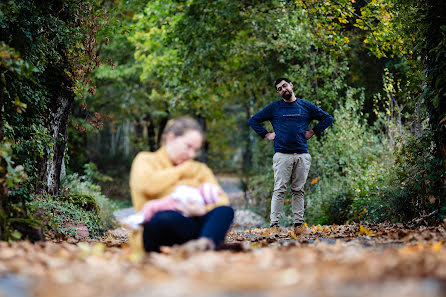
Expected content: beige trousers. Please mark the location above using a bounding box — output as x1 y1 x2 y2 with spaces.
271 152 312 225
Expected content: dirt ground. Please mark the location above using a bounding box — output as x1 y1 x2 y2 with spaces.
1 222 446 297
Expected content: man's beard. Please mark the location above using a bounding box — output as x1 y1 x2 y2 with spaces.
282 91 292 100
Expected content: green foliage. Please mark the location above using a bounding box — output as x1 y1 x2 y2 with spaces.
304 90 385 224
0 142 27 188
241 0 445 226
30 172 118 238
82 162 113 183
358 131 445 222
354 0 416 59
63 193 100 214
351 0 446 223
0 140 41 242
1 0 114 240
246 169 274 221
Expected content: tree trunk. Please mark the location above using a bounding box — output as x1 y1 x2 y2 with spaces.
123 119 131 156
0 83 8 238
197 114 208 163
412 97 423 138
241 95 254 201
37 76 74 196
146 115 156 152
242 102 252 175
424 1 446 183
157 116 169 149
110 123 121 155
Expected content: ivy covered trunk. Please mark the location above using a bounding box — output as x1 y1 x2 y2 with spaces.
37 73 74 195
0 87 7 238
423 0 446 195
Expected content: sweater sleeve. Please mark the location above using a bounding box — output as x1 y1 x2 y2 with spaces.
141 196 180 223
129 152 184 210
248 103 274 138
307 101 334 135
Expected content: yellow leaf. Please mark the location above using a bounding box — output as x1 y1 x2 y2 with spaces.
357 224 373 236
313 225 323 232
431 241 443 253
128 250 144 263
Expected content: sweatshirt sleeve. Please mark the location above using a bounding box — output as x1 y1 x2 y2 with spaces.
248 103 274 138
307 101 334 135
141 196 179 223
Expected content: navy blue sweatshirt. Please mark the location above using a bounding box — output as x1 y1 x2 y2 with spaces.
248 98 333 154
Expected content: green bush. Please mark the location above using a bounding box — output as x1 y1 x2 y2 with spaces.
246 169 274 221
62 193 100 214
30 172 118 238
391 131 445 221
306 89 386 224
351 130 446 223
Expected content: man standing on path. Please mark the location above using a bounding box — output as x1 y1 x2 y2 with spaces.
248 78 333 234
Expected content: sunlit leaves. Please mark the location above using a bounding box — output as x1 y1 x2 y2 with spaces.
354 0 416 58
357 224 374 236
292 0 355 53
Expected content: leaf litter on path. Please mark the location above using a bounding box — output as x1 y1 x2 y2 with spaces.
1 223 446 297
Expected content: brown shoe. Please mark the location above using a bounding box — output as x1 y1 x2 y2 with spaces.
269 222 280 232
293 223 307 235
170 238 215 257
270 222 280 228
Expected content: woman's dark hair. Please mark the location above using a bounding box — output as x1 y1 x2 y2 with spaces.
161 117 204 145
274 77 291 88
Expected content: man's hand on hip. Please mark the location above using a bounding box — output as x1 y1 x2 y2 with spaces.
265 132 276 141
305 130 315 140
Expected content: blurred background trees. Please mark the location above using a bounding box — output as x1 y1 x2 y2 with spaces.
1 0 445 240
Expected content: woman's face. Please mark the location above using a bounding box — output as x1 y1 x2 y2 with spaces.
165 130 203 165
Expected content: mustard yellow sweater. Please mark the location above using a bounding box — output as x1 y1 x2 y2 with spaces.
128 146 229 252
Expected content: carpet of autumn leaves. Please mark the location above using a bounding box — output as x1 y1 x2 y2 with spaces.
1 222 446 297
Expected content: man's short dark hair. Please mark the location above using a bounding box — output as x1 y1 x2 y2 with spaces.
275 77 291 88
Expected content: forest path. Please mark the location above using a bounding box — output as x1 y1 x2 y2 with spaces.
1 223 446 297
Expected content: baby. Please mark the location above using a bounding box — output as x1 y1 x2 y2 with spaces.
121 183 221 230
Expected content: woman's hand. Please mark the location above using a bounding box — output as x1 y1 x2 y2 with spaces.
176 202 206 217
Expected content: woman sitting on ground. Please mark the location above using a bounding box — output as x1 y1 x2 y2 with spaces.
128 116 234 253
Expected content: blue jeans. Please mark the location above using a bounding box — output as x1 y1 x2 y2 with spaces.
142 206 234 252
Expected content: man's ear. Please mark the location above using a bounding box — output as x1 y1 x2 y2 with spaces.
290 82 293 89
